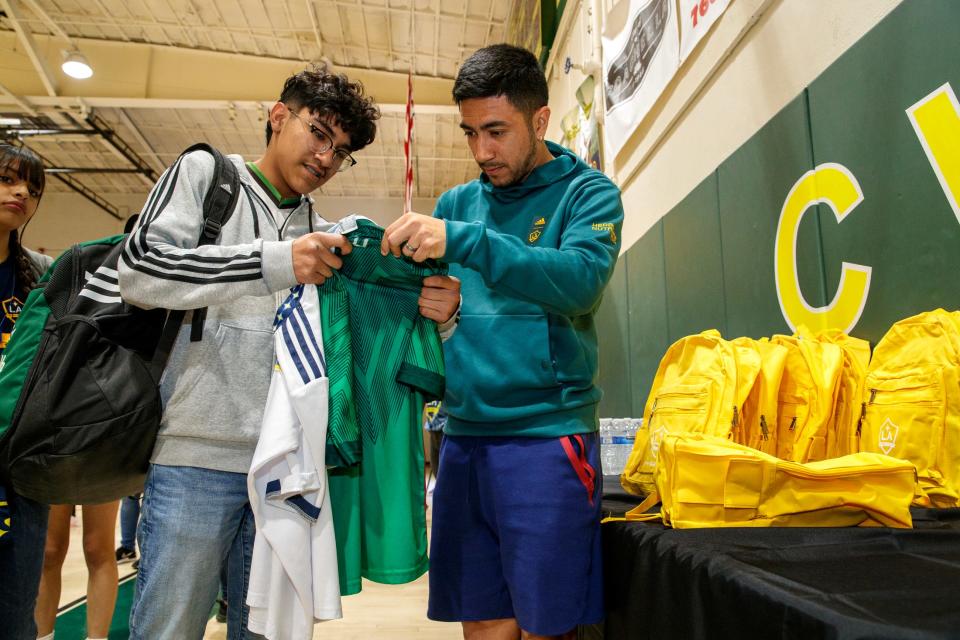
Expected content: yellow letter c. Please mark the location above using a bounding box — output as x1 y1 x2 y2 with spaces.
774 163 871 334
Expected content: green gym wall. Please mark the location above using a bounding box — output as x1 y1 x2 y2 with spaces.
595 0 960 417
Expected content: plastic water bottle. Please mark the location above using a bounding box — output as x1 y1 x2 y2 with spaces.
608 418 639 474
610 418 624 475
609 418 625 474
599 418 613 474
621 418 641 472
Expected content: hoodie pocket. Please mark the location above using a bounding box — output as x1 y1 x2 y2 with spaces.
548 314 594 386
444 314 559 419
160 320 274 443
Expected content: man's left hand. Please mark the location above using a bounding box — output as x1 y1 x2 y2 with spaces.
381 212 446 262
419 275 461 323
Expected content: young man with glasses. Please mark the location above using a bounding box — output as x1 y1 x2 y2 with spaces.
118 66 461 639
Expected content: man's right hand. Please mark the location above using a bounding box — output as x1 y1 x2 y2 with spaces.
292 232 352 284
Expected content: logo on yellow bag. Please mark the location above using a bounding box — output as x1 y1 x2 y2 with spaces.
528 217 546 243
879 418 899 455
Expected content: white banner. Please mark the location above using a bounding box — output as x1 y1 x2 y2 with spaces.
679 0 732 62
602 0 680 157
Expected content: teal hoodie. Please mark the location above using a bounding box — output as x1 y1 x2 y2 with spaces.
437 142 623 437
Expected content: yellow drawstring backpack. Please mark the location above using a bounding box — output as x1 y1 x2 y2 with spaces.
621 330 739 496
770 331 843 463
729 338 763 446
614 434 917 528
859 309 960 507
814 329 870 458
732 337 787 456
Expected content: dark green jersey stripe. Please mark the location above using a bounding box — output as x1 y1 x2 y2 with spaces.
317 276 360 467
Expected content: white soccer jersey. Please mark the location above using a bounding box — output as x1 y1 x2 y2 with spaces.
247 284 342 639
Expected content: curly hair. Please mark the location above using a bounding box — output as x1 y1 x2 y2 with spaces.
0 143 46 300
266 64 381 151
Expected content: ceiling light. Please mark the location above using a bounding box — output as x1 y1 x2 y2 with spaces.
61 50 93 79
0 117 22 126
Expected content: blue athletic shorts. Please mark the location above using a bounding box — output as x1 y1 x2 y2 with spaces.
427 433 604 635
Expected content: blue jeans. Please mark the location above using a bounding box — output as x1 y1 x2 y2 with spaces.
129 464 265 640
0 487 49 640
119 494 141 550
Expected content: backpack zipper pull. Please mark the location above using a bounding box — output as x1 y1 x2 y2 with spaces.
855 389 877 438
760 415 769 441
732 405 739 427
789 416 797 431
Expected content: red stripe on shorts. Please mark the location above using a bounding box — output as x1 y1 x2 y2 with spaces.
561 435 596 506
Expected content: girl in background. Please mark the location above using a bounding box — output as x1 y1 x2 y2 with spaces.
35 501 121 640
0 142 53 639
0 142 120 640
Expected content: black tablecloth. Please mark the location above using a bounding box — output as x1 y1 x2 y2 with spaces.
600 508 960 640
601 474 645 518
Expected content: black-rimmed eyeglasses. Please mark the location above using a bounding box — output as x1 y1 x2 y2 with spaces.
285 106 357 172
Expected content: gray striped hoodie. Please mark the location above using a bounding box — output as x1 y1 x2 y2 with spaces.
119 150 329 474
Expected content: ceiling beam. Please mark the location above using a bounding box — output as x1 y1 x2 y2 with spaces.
0 31 455 108
0 80 37 114
0 125 97 136
49 170 123 219
115 108 166 175
0 0 59 96
85 111 158 184
305 0 324 58
45 167 144 174
0 95 460 116
19 0 71 40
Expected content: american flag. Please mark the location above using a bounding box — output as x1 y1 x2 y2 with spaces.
403 71 414 213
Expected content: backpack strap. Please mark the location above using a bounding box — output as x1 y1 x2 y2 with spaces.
147 144 240 380
179 143 241 342
601 491 663 524
622 491 663 522
150 309 186 382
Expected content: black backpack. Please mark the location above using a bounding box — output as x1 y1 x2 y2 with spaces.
0 143 240 504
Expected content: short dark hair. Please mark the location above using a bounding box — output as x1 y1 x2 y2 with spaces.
266 64 380 151
452 44 548 116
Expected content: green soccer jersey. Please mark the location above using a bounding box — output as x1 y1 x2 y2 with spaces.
318 217 446 594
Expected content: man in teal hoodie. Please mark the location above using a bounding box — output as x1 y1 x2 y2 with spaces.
382 44 623 640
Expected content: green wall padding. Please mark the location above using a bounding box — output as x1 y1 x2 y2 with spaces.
806 0 960 344
598 0 960 415
595 254 633 417
626 220 669 417
662 171 727 341
717 93 820 340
